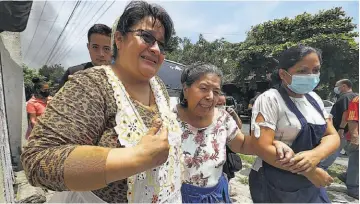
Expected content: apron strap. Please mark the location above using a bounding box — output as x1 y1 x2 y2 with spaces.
277 86 307 127
304 94 325 119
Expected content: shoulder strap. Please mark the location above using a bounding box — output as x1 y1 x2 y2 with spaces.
304 93 324 119
277 86 307 127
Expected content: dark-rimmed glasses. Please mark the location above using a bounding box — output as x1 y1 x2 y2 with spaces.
128 29 167 55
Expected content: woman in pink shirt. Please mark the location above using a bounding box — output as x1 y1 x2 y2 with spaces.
25 78 51 139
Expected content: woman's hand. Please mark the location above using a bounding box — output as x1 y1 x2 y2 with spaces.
302 168 333 188
136 118 170 169
273 141 295 165
105 118 170 185
287 150 321 174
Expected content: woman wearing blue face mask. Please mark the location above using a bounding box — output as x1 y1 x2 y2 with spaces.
248 44 340 203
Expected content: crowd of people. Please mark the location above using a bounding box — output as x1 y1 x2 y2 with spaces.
22 0 358 203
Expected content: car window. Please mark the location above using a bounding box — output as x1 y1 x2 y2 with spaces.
323 100 332 107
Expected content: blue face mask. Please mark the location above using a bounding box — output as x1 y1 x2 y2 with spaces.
285 71 320 94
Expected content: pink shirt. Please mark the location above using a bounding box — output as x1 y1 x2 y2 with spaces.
26 96 48 116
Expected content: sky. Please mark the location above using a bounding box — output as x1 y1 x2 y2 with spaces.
21 0 359 69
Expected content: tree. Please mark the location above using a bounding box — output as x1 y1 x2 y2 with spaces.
38 64 65 84
22 64 43 101
167 28 182 53
231 7 359 98
167 35 237 82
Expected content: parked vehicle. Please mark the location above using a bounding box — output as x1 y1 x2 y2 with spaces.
225 96 247 118
323 100 334 114
225 96 237 109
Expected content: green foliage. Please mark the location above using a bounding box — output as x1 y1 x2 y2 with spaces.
38 64 65 84
167 35 238 83
238 176 249 185
327 163 347 184
167 7 358 99
22 64 44 100
239 154 256 164
38 64 65 94
22 64 65 100
233 7 359 98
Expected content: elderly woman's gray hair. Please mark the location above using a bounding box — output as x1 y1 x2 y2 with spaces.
180 62 223 107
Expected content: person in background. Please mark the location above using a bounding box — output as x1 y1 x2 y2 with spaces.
176 62 294 203
248 44 340 203
217 94 226 108
21 1 183 202
339 96 359 199
57 24 112 90
321 79 358 169
25 77 51 140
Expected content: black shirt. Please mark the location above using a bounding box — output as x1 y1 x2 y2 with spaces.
330 91 358 131
57 62 94 91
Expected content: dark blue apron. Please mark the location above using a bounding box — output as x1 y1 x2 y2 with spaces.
250 87 330 203
181 174 231 203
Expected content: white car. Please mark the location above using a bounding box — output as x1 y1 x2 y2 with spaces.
323 100 334 114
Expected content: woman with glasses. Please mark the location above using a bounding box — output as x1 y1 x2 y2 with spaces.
21 1 183 203
248 45 340 203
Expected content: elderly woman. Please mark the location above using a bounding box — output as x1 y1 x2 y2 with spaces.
248 45 340 203
175 63 295 203
21 1 182 203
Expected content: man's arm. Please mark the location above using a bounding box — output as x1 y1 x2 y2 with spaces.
57 69 70 92
338 110 349 136
334 96 352 131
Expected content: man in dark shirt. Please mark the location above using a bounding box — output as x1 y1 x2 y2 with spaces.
321 79 358 169
58 24 112 90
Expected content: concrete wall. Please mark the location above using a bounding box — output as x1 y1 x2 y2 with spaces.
0 32 28 171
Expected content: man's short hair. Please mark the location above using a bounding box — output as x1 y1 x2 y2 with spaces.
87 24 111 42
337 79 353 89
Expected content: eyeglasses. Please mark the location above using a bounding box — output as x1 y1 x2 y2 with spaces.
128 29 167 54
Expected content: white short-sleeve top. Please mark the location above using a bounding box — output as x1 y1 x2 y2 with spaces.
251 89 330 171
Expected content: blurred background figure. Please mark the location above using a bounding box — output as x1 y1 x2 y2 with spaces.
25 77 51 140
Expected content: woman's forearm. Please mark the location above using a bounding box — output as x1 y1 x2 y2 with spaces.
64 145 148 191
311 133 340 161
105 146 151 184
255 144 293 171
311 119 340 161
